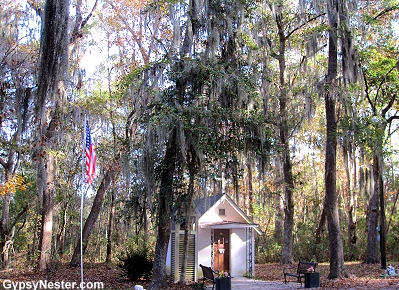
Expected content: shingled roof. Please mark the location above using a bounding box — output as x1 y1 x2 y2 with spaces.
194 193 223 215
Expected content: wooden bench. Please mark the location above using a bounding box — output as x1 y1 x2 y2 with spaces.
283 261 318 286
199 264 219 290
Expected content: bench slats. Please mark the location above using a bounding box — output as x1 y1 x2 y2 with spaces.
283 261 318 286
199 264 219 290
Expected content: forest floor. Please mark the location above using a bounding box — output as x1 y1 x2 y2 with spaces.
1 261 398 289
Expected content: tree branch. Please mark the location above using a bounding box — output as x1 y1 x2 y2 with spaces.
69 0 99 46
373 4 399 21
9 205 28 234
27 0 42 18
362 67 376 114
286 13 326 40
387 115 399 124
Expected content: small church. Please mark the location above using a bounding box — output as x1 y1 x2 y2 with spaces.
166 193 262 282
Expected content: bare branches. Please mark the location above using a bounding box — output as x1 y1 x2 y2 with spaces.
69 0 99 47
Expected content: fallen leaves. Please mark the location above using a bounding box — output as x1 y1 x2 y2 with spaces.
0 261 398 289
256 262 399 289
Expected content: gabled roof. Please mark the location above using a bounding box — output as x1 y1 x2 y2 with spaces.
194 193 223 215
195 193 262 235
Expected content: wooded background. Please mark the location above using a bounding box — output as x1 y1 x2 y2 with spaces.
1 0 399 288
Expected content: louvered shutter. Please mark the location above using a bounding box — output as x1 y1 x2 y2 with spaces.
171 233 196 282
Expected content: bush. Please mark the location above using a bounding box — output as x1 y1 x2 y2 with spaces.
118 238 154 281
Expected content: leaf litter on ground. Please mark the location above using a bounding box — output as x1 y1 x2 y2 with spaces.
0 262 398 289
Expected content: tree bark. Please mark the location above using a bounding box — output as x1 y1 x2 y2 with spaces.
179 145 197 283
247 157 254 217
343 139 358 255
57 198 69 257
35 0 69 271
149 127 178 290
323 0 347 279
69 157 120 267
270 0 295 264
324 85 346 278
35 0 96 268
278 30 294 266
379 167 386 269
273 156 284 243
38 154 55 270
1 191 11 269
364 152 381 264
106 187 115 263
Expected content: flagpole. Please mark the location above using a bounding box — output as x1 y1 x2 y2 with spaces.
81 116 96 286
81 115 87 286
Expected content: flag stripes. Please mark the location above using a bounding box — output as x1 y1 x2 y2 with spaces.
85 120 96 186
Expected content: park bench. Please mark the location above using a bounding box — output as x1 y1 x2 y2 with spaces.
199 264 219 290
283 261 318 286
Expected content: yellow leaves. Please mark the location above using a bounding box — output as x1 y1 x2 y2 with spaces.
0 174 28 196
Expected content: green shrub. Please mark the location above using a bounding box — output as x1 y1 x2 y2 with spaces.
118 237 154 281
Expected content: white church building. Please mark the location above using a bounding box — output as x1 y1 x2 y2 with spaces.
166 193 262 282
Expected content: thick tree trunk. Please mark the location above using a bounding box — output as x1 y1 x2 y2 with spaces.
281 160 294 264
247 158 254 217
324 0 347 279
379 168 386 269
179 210 190 284
38 154 56 270
37 112 64 271
57 198 69 257
340 0 359 256
270 1 295 264
273 155 284 242
1 192 11 269
35 0 69 271
106 188 115 263
179 146 197 283
343 140 358 255
325 86 346 278
69 158 120 267
364 153 381 264
281 134 294 264
150 207 171 290
149 127 178 290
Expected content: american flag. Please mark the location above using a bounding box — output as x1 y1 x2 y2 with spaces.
85 120 96 186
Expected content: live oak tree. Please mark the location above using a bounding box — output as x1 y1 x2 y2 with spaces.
34 0 69 271
321 0 347 279
34 0 97 270
264 0 297 264
262 0 326 264
360 38 399 266
143 0 271 287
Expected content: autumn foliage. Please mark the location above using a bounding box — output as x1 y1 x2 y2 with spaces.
0 174 28 196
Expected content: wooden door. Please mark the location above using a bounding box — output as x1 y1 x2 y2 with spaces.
213 229 230 272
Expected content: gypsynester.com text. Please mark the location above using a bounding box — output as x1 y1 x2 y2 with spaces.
2 279 104 290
